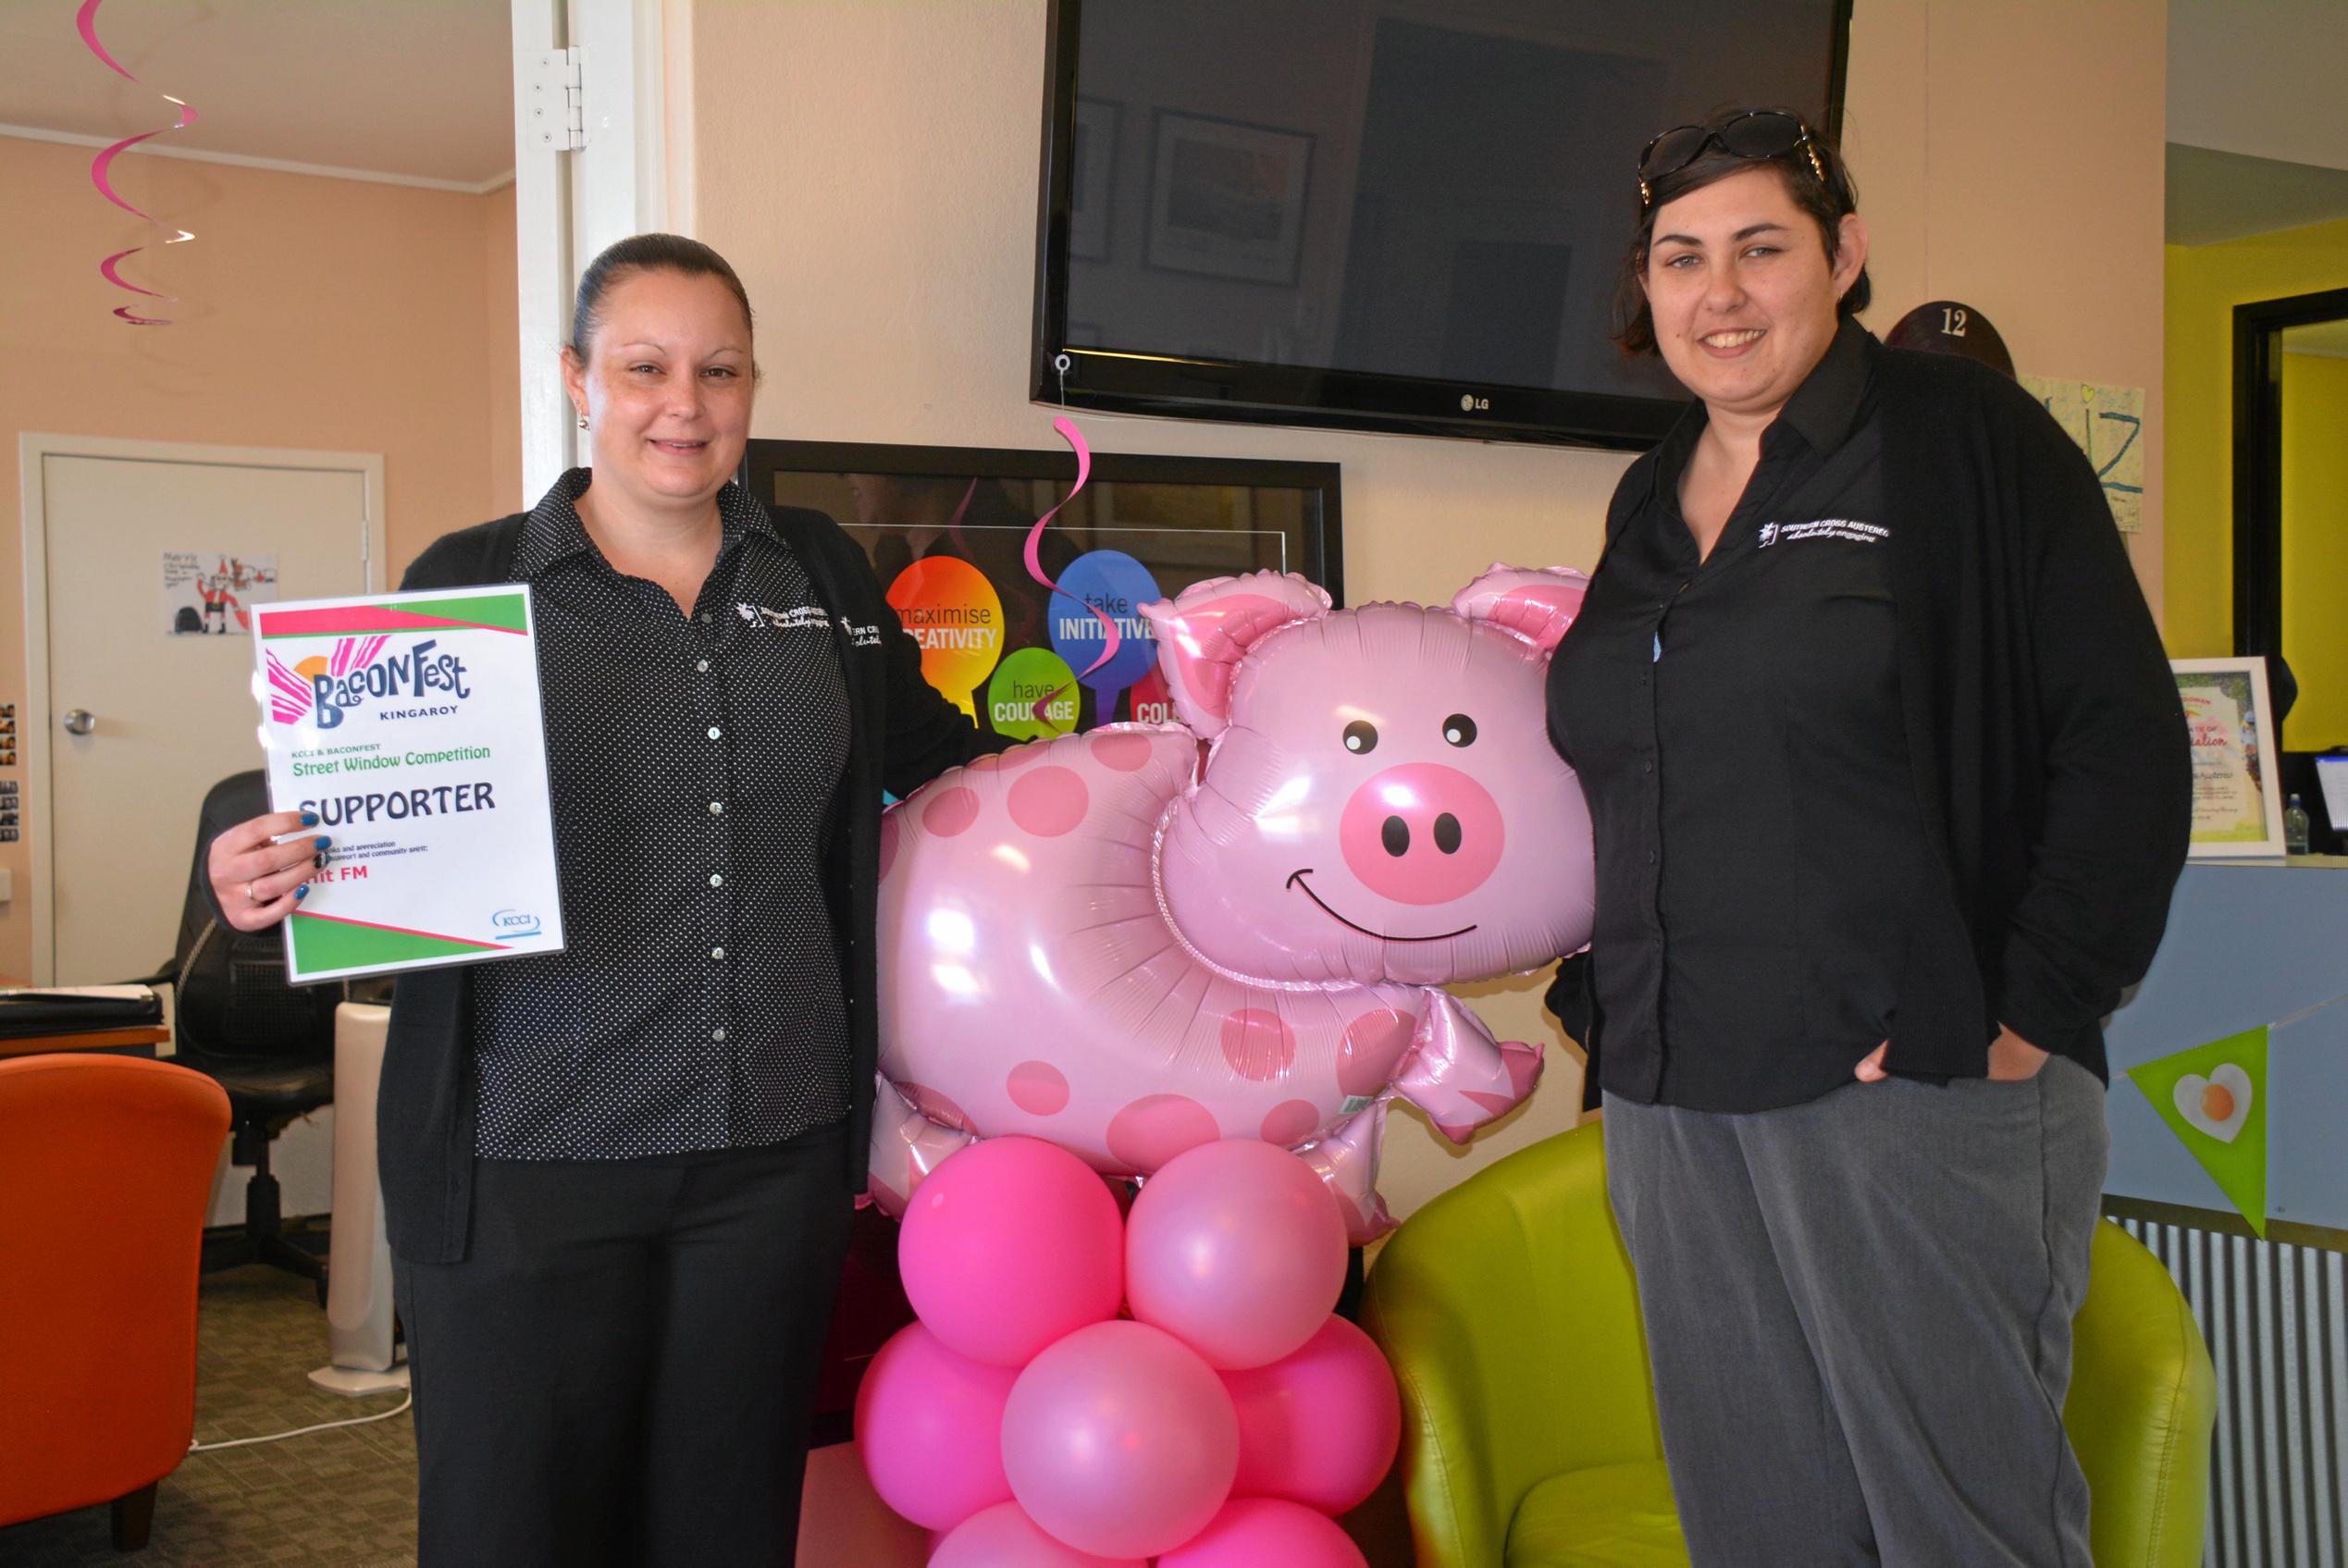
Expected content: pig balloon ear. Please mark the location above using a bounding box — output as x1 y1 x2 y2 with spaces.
1452 563 1590 656
1140 571 1330 737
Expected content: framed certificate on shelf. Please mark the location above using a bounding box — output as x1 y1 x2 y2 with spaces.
2171 657 2288 859
251 586 565 982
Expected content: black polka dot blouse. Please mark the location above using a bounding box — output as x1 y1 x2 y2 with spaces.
468 469 853 1159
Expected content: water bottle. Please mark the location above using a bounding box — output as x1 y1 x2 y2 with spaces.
2284 793 2311 855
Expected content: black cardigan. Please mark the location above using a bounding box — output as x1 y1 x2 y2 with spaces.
1552 345 2192 1105
378 501 986 1263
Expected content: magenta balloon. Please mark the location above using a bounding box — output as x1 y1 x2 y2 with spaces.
928 1501 1147 1568
1155 1497 1370 1568
1126 1140 1348 1370
874 564 1596 1233
999 1321 1239 1560
852 1323 1017 1532
898 1137 1123 1367
1222 1316 1401 1514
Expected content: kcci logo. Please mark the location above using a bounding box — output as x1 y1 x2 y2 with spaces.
490 908 543 939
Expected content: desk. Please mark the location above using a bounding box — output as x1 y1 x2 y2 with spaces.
0 1027 168 1059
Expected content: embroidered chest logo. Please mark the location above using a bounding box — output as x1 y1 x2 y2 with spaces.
736 603 884 647
1757 519 1888 547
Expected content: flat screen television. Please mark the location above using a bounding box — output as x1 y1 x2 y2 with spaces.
1031 0 1852 450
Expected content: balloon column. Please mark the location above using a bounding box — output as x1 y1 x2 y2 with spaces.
858 1136 1396 1566
870 563 1597 1239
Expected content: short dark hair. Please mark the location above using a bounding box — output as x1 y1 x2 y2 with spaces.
567 233 756 359
1613 110 1868 357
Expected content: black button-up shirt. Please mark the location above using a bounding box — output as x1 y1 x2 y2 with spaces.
1549 322 1944 1112
468 470 854 1158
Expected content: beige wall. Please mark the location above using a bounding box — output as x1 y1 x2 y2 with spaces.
683 0 2168 1219
0 138 520 982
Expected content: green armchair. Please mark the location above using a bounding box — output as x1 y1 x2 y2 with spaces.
1360 1120 2216 1568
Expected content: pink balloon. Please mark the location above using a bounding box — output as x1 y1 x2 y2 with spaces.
928 1501 1146 1568
1125 1140 1348 1370
898 1137 1123 1366
854 1323 1017 1532
1156 1498 1369 1568
1222 1316 1401 1514
1000 1321 1238 1560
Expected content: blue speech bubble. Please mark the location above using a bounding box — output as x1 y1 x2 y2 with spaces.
1047 549 1161 721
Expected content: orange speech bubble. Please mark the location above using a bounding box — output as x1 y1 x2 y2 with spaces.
886 557 1005 717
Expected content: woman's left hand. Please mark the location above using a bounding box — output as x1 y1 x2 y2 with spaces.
1854 1027 2049 1083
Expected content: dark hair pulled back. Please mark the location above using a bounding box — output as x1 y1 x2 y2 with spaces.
567 233 756 359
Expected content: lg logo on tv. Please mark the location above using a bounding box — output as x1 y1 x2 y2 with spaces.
1459 393 1490 413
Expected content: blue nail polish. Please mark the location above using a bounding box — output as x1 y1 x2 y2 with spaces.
315 836 330 850
294 885 309 901
301 811 319 826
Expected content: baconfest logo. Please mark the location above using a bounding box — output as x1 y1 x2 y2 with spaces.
258 595 525 728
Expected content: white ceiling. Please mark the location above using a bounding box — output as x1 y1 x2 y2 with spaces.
2168 0 2348 244
0 0 513 188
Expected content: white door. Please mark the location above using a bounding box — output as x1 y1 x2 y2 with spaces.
26 438 383 983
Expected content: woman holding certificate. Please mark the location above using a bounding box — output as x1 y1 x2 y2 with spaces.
1543 112 2192 1563
205 235 988 1566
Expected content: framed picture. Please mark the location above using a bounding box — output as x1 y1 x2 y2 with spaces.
2172 658 2288 858
1146 110 1314 284
741 438 1341 734
1069 98 1118 262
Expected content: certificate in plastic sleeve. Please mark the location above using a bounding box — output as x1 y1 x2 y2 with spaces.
250 585 564 983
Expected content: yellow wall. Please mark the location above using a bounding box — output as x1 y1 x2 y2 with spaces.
0 138 521 982
2165 217 2348 659
682 0 2166 1219
2281 352 2348 748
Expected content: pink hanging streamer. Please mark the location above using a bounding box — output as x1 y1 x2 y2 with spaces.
1020 416 1121 681
78 0 196 325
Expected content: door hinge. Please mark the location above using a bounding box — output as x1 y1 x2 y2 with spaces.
525 47 585 152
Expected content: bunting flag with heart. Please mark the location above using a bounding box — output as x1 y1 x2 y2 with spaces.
2125 1025 2269 1236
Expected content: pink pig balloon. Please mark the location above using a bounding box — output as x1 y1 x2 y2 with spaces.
871 565 1596 1238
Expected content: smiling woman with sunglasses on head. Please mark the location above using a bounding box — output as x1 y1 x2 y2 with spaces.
1543 109 2191 1564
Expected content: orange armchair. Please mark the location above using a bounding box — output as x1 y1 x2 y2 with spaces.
0 1055 231 1549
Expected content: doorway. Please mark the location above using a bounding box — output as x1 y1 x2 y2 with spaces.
19 433 384 985
2232 286 2348 752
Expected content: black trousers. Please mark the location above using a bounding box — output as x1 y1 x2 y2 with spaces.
393 1124 856 1568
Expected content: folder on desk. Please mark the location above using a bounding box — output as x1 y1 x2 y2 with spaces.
0 986 164 1041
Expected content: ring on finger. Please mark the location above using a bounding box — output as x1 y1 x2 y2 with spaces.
244 881 261 904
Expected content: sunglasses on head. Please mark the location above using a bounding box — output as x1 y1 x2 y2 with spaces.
1637 110 1828 208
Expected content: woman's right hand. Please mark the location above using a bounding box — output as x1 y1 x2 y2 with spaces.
206 810 328 932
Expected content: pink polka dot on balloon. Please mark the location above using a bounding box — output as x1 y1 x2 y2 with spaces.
900 1081 973 1132
878 813 901 880
1007 766 1089 838
1088 730 1155 772
1340 1009 1417 1098
1260 1099 1321 1146
1220 1008 1297 1081
1006 1060 1070 1116
1106 1094 1220 1171
996 743 1044 770
922 787 981 837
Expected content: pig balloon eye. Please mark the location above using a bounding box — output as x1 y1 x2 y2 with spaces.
1342 720 1379 755
1443 713 1478 747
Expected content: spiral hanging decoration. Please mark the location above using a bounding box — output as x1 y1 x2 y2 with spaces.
77 0 197 325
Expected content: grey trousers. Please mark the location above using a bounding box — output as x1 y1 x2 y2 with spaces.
1602 1057 2107 1568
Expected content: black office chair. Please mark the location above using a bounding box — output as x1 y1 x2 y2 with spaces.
164 772 342 1296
